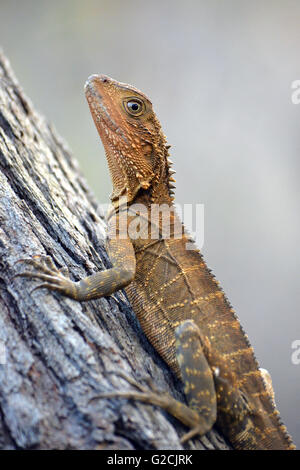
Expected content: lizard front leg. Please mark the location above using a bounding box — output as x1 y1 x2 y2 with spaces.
14 235 136 301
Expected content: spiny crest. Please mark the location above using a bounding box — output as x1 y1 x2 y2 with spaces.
139 111 177 204
165 143 176 201
149 112 177 200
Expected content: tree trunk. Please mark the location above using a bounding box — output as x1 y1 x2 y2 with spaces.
0 51 230 450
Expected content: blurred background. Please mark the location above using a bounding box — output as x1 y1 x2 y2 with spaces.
1 0 299 447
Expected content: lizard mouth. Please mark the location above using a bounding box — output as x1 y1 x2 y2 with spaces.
84 75 132 201
85 76 117 132
85 75 128 142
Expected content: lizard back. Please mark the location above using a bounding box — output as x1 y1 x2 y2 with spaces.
124 207 294 449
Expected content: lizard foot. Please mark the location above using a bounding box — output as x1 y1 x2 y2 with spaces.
14 255 77 297
90 370 210 443
180 425 207 444
90 370 169 403
90 376 177 412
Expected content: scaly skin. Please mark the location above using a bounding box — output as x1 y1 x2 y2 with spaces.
16 74 295 449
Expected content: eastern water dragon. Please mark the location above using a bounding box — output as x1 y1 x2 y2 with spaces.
16 74 295 450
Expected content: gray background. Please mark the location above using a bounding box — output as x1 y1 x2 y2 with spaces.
1 0 299 447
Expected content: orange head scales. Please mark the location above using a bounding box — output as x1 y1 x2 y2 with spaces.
84 74 175 206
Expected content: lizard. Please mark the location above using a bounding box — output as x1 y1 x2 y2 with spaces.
15 74 295 450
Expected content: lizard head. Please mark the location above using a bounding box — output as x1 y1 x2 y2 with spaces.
84 74 175 205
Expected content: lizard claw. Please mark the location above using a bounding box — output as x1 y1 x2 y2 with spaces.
29 282 68 295
180 424 205 444
14 255 76 298
14 255 67 276
109 370 149 394
112 370 165 395
143 376 164 394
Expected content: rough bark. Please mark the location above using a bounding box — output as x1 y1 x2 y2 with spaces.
0 51 231 450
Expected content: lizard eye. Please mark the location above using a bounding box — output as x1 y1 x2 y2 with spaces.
124 98 144 116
